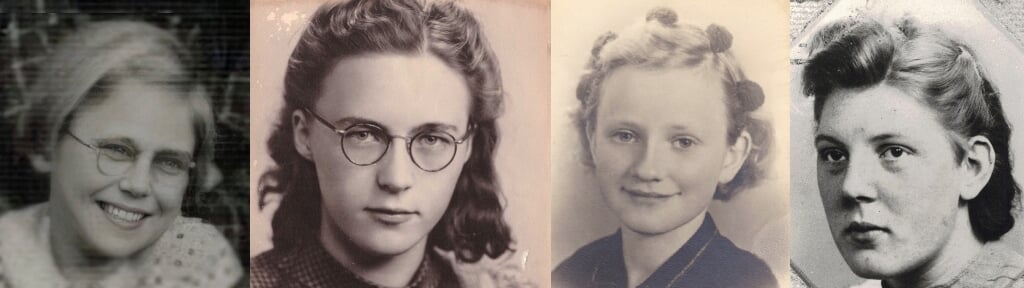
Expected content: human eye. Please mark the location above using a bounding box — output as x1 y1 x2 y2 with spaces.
155 156 191 175
609 130 639 144
415 132 454 149
344 125 384 144
817 148 847 163
670 136 699 150
97 142 135 161
879 145 913 161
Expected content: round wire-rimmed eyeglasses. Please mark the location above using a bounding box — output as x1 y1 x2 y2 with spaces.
65 130 195 188
303 108 473 172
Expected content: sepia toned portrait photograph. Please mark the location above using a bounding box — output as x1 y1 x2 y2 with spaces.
791 0 1024 287
0 0 250 287
249 0 550 287
551 0 790 287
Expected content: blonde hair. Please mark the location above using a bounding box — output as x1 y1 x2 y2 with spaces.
575 7 772 200
14 20 215 195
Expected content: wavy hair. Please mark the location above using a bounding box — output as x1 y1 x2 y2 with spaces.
258 0 511 262
574 7 773 200
13 20 215 209
802 17 1019 241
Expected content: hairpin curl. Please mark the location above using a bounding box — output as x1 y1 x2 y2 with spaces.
736 80 765 112
706 24 732 53
646 7 677 26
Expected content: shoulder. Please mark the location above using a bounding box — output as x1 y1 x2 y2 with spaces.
552 233 618 287
250 247 292 288
955 242 1024 287
691 233 777 288
145 217 242 288
436 248 536 288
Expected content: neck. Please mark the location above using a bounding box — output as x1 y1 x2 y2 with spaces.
884 207 983 288
621 211 707 287
48 208 129 284
319 212 425 287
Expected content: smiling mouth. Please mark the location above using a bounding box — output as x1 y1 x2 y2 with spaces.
97 201 150 223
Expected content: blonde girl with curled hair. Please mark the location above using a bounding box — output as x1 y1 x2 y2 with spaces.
553 7 776 288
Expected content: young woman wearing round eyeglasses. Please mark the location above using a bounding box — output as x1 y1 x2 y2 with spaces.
0 21 241 287
251 0 533 287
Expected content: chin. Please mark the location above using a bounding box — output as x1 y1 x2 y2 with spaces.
619 216 682 236
840 250 905 280
87 235 153 259
352 232 424 258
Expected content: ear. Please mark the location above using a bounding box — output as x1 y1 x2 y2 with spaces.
959 135 995 201
455 127 473 166
29 152 52 173
586 126 599 165
718 130 752 184
292 110 314 161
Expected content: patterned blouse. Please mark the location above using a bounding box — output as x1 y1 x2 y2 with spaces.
251 238 536 288
0 203 243 288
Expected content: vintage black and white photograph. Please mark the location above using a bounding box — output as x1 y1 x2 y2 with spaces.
790 0 1024 287
0 0 250 287
249 0 549 287
551 0 790 287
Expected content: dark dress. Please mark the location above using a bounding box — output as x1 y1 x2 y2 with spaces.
553 214 777 288
250 239 460 288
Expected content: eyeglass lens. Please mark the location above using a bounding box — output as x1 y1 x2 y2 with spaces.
92 141 192 187
340 124 459 171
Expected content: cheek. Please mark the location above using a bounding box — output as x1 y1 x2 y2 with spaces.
154 186 186 215
592 142 636 178
816 169 841 205
887 166 959 223
51 149 106 198
314 158 372 212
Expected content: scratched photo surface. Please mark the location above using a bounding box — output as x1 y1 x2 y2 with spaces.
791 0 1024 287
0 1 249 287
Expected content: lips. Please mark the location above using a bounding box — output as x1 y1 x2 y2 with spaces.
365 207 418 225
97 201 151 228
843 222 890 246
622 188 679 198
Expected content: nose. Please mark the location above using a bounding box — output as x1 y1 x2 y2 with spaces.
631 141 662 182
119 159 153 197
376 138 414 194
840 153 877 206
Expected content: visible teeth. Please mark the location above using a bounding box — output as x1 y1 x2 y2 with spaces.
102 203 145 222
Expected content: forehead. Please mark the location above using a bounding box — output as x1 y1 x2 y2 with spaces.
817 84 946 138
69 79 195 153
596 66 728 128
315 53 471 132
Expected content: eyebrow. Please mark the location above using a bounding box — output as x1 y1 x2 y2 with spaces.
334 117 459 135
868 133 900 144
814 134 843 146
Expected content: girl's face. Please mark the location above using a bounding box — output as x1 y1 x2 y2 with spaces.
298 53 471 257
590 66 748 236
46 79 195 258
815 84 971 279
